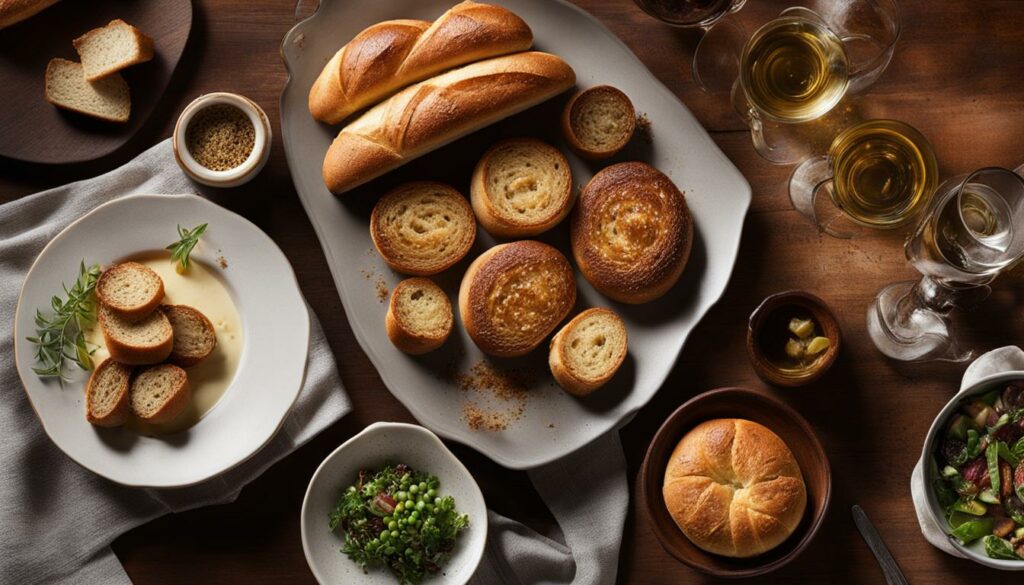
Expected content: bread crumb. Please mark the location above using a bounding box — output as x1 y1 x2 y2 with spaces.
636 113 652 145
217 256 228 269
447 360 534 431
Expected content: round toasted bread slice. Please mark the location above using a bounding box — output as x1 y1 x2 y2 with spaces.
561 85 636 160
163 305 217 366
386 277 453 355
549 308 628 396
95 261 165 318
99 305 173 365
129 363 191 424
85 358 133 427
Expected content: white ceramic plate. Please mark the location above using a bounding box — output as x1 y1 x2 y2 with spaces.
301 422 487 585
280 0 751 468
13 194 310 488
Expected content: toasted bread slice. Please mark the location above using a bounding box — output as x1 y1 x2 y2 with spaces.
96 261 165 318
129 363 190 424
549 308 628 396
73 19 154 81
163 305 217 366
99 305 173 365
44 58 130 123
386 278 453 355
85 358 132 427
562 85 636 160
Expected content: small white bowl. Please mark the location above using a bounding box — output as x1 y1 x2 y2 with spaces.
922 370 1024 570
173 92 272 188
301 422 487 585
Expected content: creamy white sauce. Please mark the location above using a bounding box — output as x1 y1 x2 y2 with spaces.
84 253 243 435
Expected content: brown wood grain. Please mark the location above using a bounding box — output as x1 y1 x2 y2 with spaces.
3 0 1024 583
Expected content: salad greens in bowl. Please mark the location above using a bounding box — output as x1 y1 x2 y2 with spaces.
925 372 1024 568
302 423 486 584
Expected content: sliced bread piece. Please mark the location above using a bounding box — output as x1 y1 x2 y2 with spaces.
385 277 453 355
96 261 165 318
129 363 190 424
44 58 130 123
561 85 636 160
549 308 628 396
73 19 154 81
163 305 217 366
99 305 173 365
85 358 132 427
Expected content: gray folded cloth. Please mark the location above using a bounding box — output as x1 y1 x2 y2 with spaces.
0 140 352 585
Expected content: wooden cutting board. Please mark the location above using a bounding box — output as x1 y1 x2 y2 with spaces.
0 0 192 164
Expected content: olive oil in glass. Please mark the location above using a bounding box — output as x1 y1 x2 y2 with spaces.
740 16 849 123
827 119 938 228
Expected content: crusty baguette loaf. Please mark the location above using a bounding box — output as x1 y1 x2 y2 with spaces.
129 363 190 424
323 51 576 195
162 305 217 367
99 305 173 365
386 277 453 355
549 308 628 396
45 58 130 123
309 1 533 125
96 261 165 318
73 19 155 81
0 0 59 30
85 358 132 427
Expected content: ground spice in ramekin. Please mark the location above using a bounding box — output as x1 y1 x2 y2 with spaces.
185 104 255 171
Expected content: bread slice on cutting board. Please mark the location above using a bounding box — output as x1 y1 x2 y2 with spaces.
73 19 154 81
44 58 130 123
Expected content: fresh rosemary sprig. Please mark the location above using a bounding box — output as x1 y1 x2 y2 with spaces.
26 261 102 383
166 223 208 272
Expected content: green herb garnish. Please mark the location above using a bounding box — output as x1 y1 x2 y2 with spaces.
329 463 469 584
166 223 207 272
26 261 102 383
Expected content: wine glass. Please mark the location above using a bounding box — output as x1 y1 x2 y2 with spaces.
867 167 1024 362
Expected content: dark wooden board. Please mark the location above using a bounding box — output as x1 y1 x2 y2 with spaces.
0 0 192 164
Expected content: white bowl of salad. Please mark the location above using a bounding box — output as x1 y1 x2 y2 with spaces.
925 371 1024 569
301 422 487 584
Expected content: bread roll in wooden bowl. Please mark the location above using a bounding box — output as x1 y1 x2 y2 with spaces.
638 388 831 578
459 240 575 357
570 162 692 304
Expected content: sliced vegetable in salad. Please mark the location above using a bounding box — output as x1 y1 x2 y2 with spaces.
934 381 1024 560
329 463 469 584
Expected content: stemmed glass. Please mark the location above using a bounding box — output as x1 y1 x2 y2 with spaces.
867 167 1024 362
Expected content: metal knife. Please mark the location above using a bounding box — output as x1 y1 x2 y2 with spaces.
852 505 910 585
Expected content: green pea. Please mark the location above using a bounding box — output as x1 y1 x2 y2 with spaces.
396 491 407 501
405 547 415 557
411 510 420 520
416 500 426 511
386 546 396 555
418 482 428 491
395 503 404 513
388 521 397 530
427 488 437 498
434 497 442 506
390 530 399 539
409 485 419 494
384 515 393 524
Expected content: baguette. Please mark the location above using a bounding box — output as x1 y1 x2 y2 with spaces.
163 305 217 367
99 305 173 365
95 261 164 319
85 358 132 427
309 1 533 125
0 0 59 30
322 51 576 195
385 277 453 355
549 308 628 396
129 363 190 424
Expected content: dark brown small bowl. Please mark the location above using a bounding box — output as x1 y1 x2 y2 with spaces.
746 291 842 388
638 388 832 578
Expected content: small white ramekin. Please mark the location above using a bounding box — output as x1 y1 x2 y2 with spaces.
173 92 272 188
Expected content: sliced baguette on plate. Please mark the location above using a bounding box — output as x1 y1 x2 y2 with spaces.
549 308 628 396
73 19 154 81
163 304 217 367
129 363 190 424
96 261 165 318
99 305 173 365
44 58 130 123
85 358 132 427
386 277 453 355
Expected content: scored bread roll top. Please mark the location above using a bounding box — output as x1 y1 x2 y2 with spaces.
323 51 576 194
309 1 533 124
370 182 477 276
470 138 574 237
459 240 576 357
571 162 692 304
662 419 807 558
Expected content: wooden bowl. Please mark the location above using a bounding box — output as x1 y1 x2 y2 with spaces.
746 291 842 387
638 388 832 578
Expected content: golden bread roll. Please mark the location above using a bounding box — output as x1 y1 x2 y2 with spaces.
561 85 636 160
459 240 576 357
309 1 533 124
549 308 628 396
571 162 692 304
662 419 807 558
322 51 576 194
470 138 574 237
386 277 453 355
370 182 476 276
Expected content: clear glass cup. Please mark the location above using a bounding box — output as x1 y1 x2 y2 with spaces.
632 0 746 28
788 119 938 237
867 166 1024 362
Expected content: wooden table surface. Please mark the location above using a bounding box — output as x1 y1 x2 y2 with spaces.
3 1 1024 583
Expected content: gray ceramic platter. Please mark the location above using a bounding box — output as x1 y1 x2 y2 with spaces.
280 0 751 469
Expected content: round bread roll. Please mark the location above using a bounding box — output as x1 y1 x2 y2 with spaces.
549 308 628 396
571 162 692 304
386 277 453 355
370 181 477 276
470 138 574 237
662 419 807 558
459 240 576 357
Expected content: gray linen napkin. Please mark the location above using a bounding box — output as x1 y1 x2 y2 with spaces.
0 140 352 585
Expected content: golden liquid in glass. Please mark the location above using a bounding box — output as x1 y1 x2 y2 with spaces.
740 17 849 123
828 120 938 228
